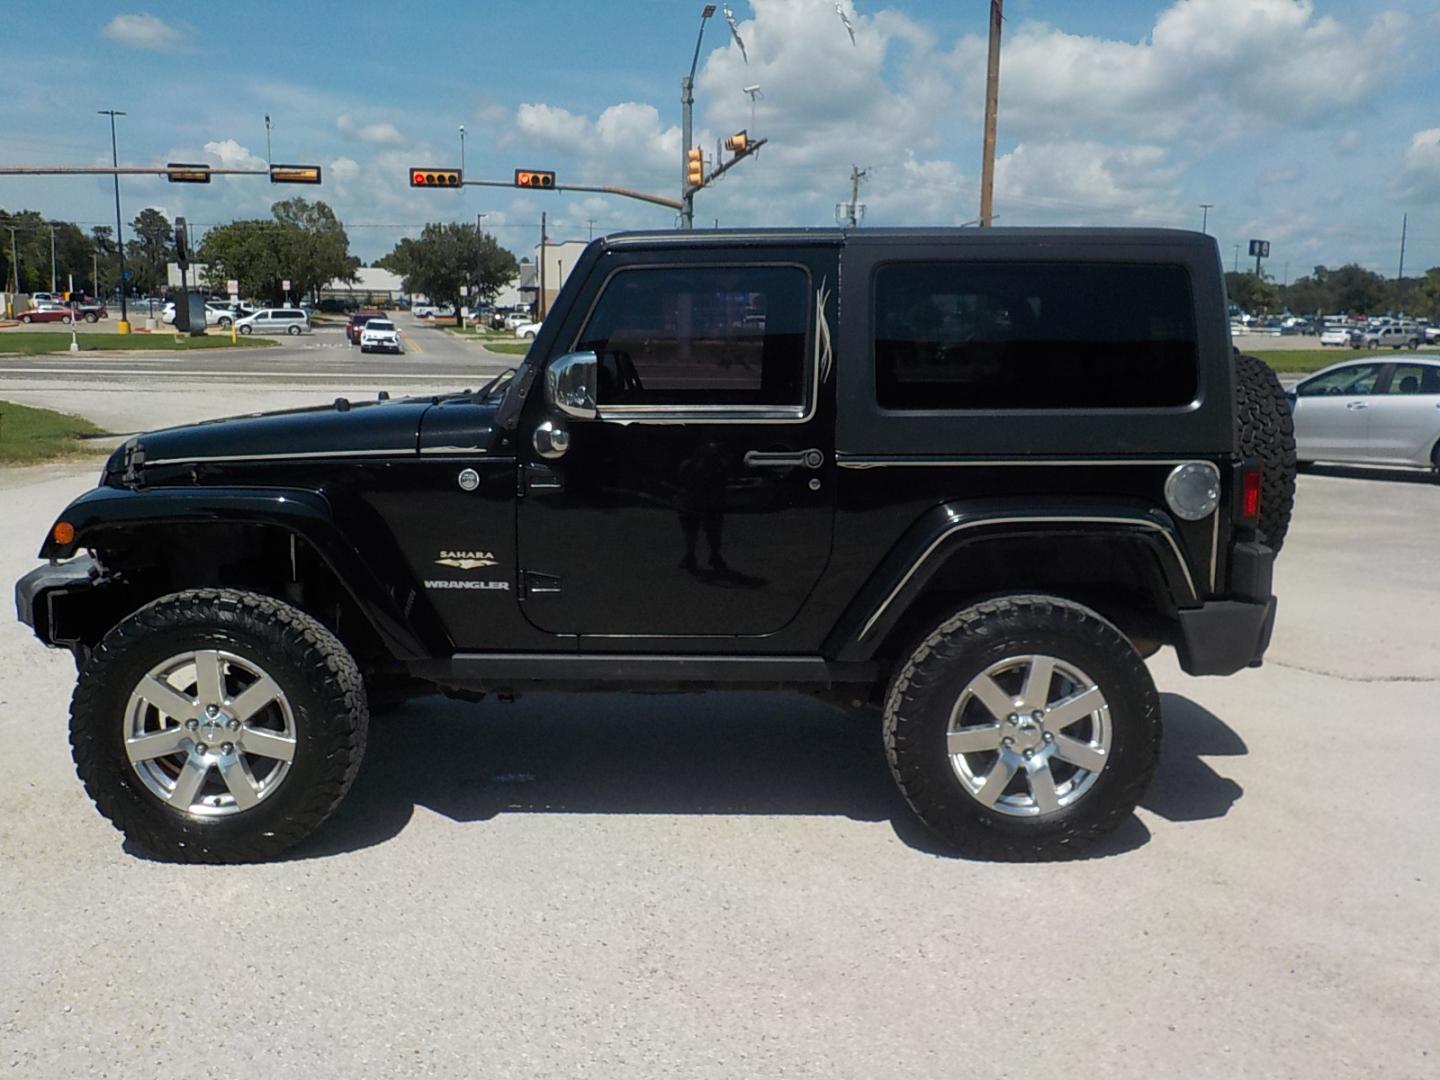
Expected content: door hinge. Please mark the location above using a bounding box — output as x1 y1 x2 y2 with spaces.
520 571 562 599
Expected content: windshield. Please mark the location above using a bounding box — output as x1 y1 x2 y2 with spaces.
367 321 395 331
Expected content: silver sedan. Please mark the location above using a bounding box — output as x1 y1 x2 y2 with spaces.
1288 357 1440 476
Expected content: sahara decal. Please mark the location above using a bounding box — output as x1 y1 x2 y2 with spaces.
435 550 498 570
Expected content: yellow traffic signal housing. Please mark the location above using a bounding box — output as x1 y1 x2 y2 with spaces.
410 168 463 188
724 131 748 154
270 163 323 184
514 170 557 189
686 148 704 187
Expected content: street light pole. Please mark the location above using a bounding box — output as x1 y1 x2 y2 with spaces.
49 224 57 293
459 126 466 175
977 0 1003 227
1199 203 1212 234
681 4 716 230
98 109 130 333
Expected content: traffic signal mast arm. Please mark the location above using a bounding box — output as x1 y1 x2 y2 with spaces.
457 177 683 212
686 136 767 196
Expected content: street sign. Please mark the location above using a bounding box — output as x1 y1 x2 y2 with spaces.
282 280 291 291
460 285 469 297
1248 239 1270 258
226 279 238 296
269 164 322 184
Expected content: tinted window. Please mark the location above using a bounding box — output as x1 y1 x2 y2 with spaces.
1298 364 1382 397
1386 364 1440 395
874 262 1199 410
576 265 808 406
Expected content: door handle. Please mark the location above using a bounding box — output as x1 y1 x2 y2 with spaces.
1345 401 1368 410
744 448 825 470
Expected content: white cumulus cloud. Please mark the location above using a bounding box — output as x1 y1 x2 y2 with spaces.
1393 128 1440 204
337 114 407 148
101 13 186 52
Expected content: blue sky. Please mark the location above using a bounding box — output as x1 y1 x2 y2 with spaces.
3 0 1439 278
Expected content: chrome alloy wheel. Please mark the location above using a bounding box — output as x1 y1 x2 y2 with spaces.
945 654 1111 817
124 649 297 816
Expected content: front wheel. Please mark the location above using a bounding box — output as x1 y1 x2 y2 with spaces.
884 595 1160 860
239 325 252 335
19 314 32 323
61 314 73 325
84 312 99 323
288 325 301 336
218 317 231 328
69 590 368 863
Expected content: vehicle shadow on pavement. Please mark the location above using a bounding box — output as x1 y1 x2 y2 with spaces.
1140 693 1246 823
285 690 1243 862
1301 464 1437 485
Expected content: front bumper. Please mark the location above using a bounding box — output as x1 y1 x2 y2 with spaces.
15 557 101 647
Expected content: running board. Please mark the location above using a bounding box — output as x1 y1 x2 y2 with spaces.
406 653 875 691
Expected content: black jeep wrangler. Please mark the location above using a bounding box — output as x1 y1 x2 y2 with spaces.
16 228 1294 862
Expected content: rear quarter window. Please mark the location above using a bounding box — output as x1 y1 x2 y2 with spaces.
874 261 1199 410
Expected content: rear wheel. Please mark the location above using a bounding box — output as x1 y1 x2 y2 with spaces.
19 314 32 323
239 325 252 335
884 596 1160 860
1234 353 1297 552
70 590 368 863
287 324 301 336
84 312 99 323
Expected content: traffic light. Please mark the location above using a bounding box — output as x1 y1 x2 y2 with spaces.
686 148 704 187
166 162 211 184
514 170 556 189
270 163 322 184
410 168 463 188
724 130 748 154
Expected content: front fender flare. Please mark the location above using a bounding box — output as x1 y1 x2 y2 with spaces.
824 500 1200 662
39 485 445 659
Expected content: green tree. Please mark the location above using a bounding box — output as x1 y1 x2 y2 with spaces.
1324 264 1387 315
377 224 518 325
127 208 173 296
197 198 357 302
1225 271 1280 315
1417 267 1440 321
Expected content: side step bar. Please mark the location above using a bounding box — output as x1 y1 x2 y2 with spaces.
405 653 876 691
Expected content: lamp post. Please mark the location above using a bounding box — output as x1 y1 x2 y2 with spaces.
98 109 130 333
680 4 717 230
459 125 466 175
1199 203 1213 234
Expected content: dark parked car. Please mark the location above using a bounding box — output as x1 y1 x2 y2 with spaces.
16 228 1294 864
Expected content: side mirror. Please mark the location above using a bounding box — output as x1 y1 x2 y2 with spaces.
546 350 599 421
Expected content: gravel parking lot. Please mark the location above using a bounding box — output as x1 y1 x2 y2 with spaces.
2 453 1437 1077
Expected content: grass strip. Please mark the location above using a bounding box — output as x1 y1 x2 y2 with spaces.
1247 348 1411 375
0 400 110 464
0 333 276 355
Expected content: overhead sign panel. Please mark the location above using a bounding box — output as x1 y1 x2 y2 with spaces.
165 162 211 184
270 163 323 185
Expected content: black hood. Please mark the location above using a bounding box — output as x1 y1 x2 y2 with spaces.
117 397 435 470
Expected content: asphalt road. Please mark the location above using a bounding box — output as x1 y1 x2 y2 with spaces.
0 395 1437 1075
0 315 516 432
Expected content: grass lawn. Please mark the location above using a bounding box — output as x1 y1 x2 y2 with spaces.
0 333 275 356
0 400 110 465
1248 348 1406 375
484 342 531 356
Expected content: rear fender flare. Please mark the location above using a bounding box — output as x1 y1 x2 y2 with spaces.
824 500 1199 662
40 485 446 659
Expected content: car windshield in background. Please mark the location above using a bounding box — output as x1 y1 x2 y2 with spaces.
368 321 394 331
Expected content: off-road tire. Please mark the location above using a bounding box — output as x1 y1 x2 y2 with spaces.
883 595 1161 861
70 589 368 863
1234 352 1297 552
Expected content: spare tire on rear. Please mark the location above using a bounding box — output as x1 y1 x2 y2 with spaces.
1233 352 1297 552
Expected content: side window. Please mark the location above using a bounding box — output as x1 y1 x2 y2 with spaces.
575 265 809 407
1297 364 1382 397
1382 365 1428 394
873 261 1199 410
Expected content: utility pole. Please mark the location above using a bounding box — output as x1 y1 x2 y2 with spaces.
265 115 272 167
839 165 869 227
1233 244 1240 274
977 0 1003 227
1397 212 1408 282
7 225 19 292
49 224 57 292
1199 203 1212 234
459 125 466 175
98 109 130 332
475 212 488 238
680 5 717 230
538 212 547 321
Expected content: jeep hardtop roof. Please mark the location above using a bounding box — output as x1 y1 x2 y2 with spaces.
599 226 1214 252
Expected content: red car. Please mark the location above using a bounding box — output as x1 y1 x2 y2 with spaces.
346 310 385 344
19 305 77 324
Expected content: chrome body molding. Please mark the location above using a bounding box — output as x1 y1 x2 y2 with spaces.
145 448 406 467
420 445 489 456
837 455 1196 469
859 514 1199 641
